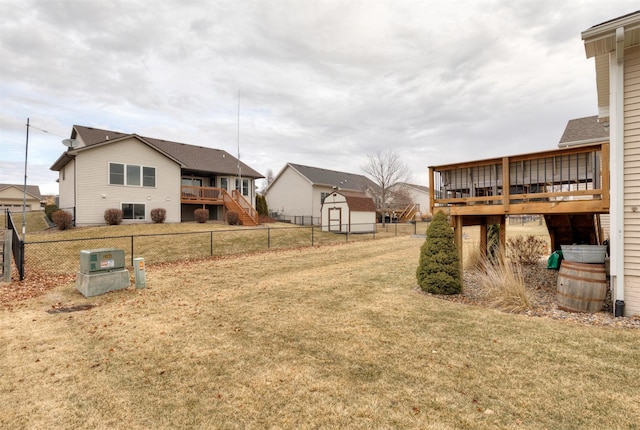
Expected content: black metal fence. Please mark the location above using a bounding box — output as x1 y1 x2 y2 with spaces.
6 209 24 280
20 221 430 279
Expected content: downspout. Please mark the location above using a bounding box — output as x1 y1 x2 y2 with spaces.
610 26 625 315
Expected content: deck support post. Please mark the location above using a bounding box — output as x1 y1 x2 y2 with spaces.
451 215 464 288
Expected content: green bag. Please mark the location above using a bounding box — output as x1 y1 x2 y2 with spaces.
547 250 563 270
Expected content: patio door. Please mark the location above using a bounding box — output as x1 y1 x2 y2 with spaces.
329 208 341 232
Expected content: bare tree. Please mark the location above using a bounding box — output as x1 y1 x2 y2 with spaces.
361 150 410 224
265 168 275 187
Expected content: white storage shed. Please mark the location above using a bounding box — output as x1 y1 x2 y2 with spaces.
321 191 376 233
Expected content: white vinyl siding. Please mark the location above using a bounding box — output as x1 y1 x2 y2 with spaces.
624 45 640 316
74 138 181 225
266 166 313 217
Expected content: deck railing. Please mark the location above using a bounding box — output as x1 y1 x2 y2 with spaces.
181 186 259 225
429 142 610 216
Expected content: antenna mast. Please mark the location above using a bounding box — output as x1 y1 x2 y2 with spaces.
22 118 30 238
237 91 241 192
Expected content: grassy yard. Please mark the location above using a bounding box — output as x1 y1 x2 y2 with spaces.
1 236 639 429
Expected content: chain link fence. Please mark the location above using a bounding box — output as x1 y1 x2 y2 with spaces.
22 222 430 278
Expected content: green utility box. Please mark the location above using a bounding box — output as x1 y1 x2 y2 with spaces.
76 248 129 297
79 248 126 274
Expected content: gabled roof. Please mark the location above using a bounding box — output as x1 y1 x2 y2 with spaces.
0 184 42 200
329 190 377 212
283 163 376 191
397 182 430 193
51 125 263 178
558 116 609 147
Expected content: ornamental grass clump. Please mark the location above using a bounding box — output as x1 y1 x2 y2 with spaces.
476 252 532 312
416 211 461 295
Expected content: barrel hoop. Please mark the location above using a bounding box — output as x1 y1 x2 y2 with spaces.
558 274 607 284
560 261 606 273
556 290 606 303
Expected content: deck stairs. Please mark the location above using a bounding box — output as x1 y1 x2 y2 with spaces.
397 203 418 222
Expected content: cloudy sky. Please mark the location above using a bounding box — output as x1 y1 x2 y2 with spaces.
1 0 638 195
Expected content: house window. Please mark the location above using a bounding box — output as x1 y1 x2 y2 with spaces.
122 203 145 220
235 178 249 197
321 192 331 204
220 177 228 191
110 163 125 185
109 163 156 187
143 167 156 187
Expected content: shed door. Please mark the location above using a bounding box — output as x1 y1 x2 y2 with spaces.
329 208 342 232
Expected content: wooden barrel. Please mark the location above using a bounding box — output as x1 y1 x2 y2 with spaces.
557 261 607 313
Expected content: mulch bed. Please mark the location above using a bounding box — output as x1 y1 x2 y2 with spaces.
430 263 640 329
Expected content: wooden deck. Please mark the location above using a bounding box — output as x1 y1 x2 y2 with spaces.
181 186 259 226
428 142 610 256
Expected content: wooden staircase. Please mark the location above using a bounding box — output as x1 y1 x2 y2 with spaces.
222 190 259 226
397 203 418 222
544 213 603 251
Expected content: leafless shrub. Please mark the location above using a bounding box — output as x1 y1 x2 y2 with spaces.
507 235 546 265
194 208 209 223
51 210 73 231
150 208 166 224
104 208 123 226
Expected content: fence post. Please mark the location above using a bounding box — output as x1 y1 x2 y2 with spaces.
210 231 213 256
311 225 314 246
131 236 134 266
19 240 24 281
3 232 11 282
268 227 271 249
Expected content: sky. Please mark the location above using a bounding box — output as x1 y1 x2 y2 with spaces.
1 0 638 196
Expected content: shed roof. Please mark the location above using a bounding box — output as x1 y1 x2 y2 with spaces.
333 191 377 212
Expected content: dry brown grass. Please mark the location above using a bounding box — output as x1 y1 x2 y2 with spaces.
2 236 639 429
475 254 532 313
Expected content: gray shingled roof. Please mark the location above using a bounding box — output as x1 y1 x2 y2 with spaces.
51 125 263 178
559 116 609 145
288 163 376 190
0 184 42 199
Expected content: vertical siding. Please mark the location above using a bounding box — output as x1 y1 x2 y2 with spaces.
623 45 640 316
74 138 181 225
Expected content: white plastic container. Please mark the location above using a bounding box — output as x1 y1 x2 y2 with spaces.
560 245 608 264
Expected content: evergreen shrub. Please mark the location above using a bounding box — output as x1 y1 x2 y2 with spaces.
44 204 59 221
416 210 461 295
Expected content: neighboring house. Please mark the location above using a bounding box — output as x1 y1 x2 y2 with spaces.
321 191 376 233
390 182 431 220
557 115 611 238
50 125 263 226
0 184 42 211
582 10 640 316
266 163 377 225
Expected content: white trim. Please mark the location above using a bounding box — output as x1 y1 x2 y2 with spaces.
609 45 625 303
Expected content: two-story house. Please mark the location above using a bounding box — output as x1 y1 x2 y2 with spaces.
50 125 263 226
